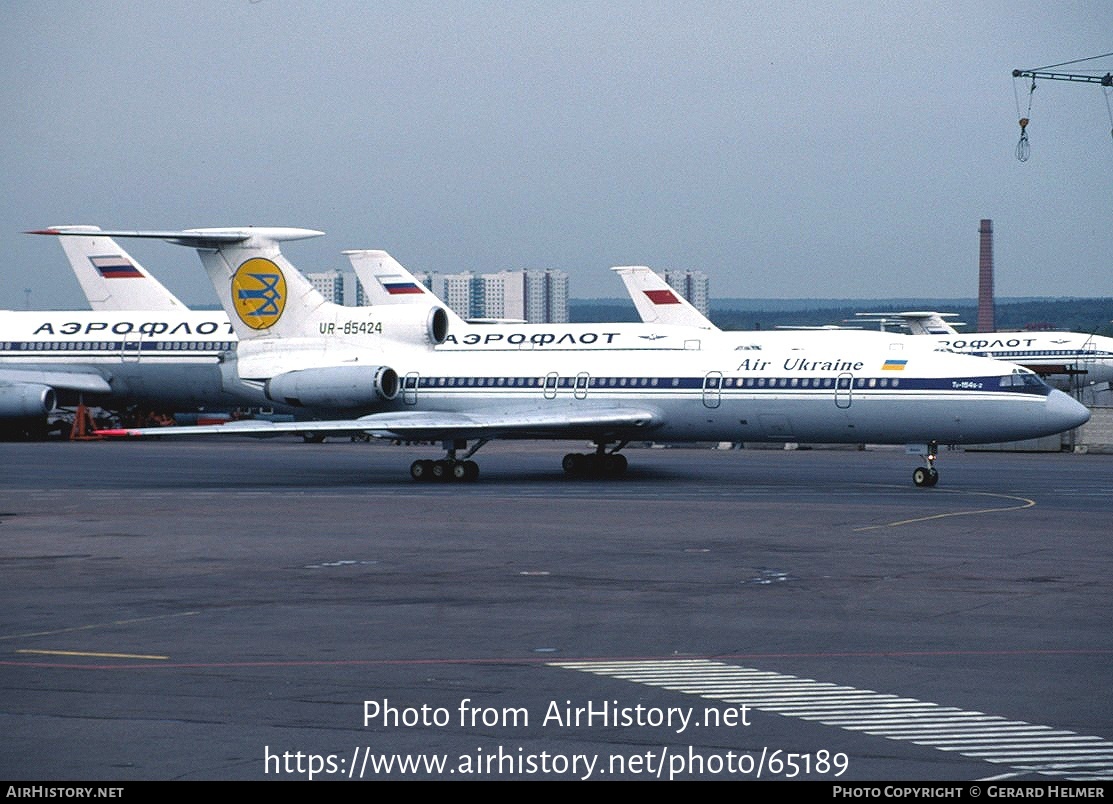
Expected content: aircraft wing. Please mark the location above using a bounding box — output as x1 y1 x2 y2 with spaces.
0 367 113 394
99 405 664 441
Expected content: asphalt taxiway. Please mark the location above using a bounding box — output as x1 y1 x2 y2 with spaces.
1 439 1110 780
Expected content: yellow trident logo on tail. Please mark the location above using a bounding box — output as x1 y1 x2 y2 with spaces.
231 258 287 330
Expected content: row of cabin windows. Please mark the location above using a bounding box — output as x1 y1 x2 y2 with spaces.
412 376 904 389
4 341 235 352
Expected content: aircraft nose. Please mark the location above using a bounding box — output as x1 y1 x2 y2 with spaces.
1046 389 1090 432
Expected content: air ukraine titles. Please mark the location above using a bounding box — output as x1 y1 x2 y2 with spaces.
738 357 865 372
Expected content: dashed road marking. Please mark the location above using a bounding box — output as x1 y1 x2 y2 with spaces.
553 659 1113 780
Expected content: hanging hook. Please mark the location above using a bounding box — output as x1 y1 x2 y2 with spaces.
1016 117 1030 162
1012 75 1037 162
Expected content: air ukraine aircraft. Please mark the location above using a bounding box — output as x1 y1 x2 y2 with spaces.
29 231 922 440
38 226 1090 487
616 267 1113 391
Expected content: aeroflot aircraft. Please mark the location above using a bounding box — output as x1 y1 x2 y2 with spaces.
347 249 727 353
51 229 802 356
1 230 274 436
616 267 1113 390
40 227 1089 488
348 250 942 358
856 311 1113 390
0 307 252 432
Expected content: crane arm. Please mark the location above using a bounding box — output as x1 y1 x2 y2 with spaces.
1012 69 1113 86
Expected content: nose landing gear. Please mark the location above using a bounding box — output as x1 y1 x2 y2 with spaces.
912 441 940 487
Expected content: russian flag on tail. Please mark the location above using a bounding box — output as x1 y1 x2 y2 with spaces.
91 254 143 279
378 275 426 295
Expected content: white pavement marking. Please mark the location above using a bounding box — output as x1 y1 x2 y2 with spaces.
553 659 1113 781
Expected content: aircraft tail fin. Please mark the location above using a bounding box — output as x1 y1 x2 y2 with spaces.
32 227 330 340
345 250 467 327
44 225 187 311
31 227 450 351
611 266 716 329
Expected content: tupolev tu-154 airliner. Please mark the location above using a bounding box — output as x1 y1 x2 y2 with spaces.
34 227 1090 487
1 228 265 437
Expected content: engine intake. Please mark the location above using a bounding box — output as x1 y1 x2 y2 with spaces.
0 383 57 418
428 306 449 344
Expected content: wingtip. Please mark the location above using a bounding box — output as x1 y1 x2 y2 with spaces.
95 428 143 438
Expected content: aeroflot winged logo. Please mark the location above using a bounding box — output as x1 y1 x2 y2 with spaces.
231 258 287 330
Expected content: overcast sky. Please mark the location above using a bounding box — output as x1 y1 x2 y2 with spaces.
2 1 1110 310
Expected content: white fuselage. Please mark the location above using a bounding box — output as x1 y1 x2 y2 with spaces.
0 310 259 413
237 320 1088 447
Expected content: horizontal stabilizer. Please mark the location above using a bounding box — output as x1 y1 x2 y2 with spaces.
29 227 324 248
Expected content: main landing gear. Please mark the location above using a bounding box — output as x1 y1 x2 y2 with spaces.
410 438 486 483
912 441 940 488
410 458 479 482
562 441 629 478
409 439 633 482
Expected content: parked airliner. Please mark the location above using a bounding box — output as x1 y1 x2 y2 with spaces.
347 249 731 353
348 251 950 360
856 311 1113 390
39 227 1089 487
0 307 247 435
2 230 277 437
615 267 1113 391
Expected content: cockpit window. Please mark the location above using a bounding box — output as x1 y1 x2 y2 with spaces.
999 372 1047 389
